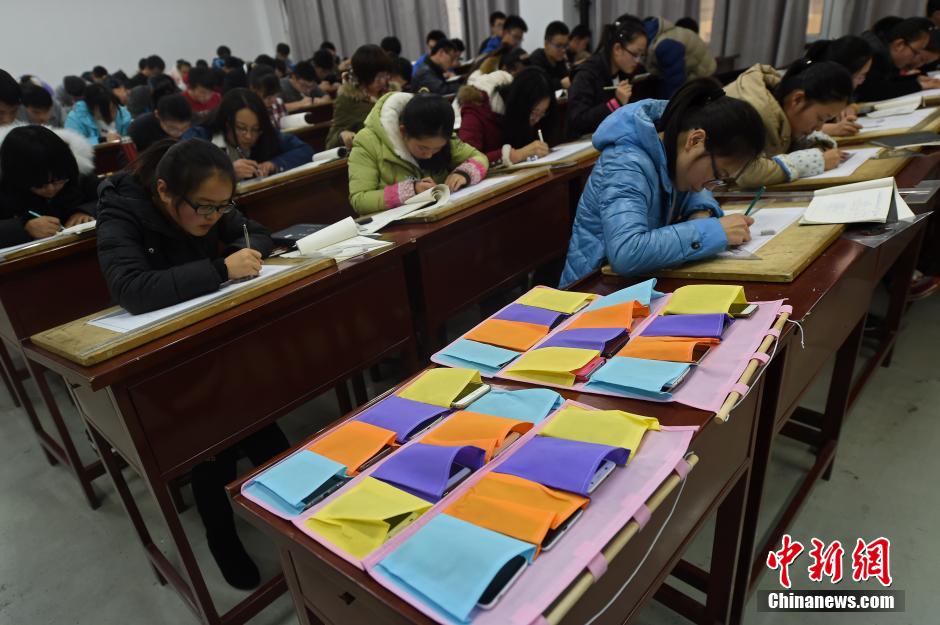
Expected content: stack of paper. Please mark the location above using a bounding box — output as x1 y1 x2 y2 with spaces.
800 177 915 225
857 106 937 133
285 217 391 261
0 220 97 261
801 147 880 180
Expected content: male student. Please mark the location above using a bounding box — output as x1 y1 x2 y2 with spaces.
276 42 293 68
528 21 572 90
213 45 231 69
128 93 193 151
0 70 21 126
280 61 329 112
497 15 528 53
567 24 592 65
411 39 461 95
17 81 65 126
413 30 447 72
312 49 340 97
183 66 221 116
478 11 506 54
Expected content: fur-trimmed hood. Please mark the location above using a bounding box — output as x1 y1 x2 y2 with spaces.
0 121 96 176
457 70 512 114
363 91 420 168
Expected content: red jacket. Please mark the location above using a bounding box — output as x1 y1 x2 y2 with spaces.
458 93 506 166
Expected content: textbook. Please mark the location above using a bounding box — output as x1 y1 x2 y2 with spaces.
800 177 915 225
286 216 391 261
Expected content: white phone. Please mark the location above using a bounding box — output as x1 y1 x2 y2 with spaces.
587 460 617 494
451 383 491 409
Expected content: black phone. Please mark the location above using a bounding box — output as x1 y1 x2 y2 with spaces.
477 555 528 609
301 474 348 509
541 508 584 551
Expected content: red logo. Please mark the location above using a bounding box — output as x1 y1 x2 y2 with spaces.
767 536 893 588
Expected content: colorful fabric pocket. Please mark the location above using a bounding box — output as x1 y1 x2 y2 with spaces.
641 313 732 339
583 278 663 311
434 339 520 377
583 356 690 400
243 450 347 517
662 284 748 315
307 421 397 476
494 436 629 496
371 443 486 502
515 287 596 313
566 301 648 330
502 347 599 386
540 406 660 458
492 303 568 328
374 514 536 623
420 411 533 461
304 477 433 559
355 395 450 444
464 318 549 351
466 388 562 424
616 336 720 363
538 327 628 354
398 368 482 408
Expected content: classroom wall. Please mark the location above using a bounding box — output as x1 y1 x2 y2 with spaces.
2 0 289 88
518 0 565 52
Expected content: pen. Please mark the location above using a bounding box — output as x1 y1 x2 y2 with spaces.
744 186 765 217
243 224 251 250
28 210 64 231
538 129 544 143
603 85 618 90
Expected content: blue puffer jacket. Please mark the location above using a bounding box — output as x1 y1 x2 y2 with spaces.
64 100 132 145
560 99 728 288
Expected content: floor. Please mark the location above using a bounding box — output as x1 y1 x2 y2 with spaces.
1 287 937 625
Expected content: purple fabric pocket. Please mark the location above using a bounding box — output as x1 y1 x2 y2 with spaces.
371 443 486 502
492 303 568 328
641 314 732 339
494 436 629 496
539 327 628 353
355 395 451 444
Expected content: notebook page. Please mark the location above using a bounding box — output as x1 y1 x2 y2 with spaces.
802 187 892 224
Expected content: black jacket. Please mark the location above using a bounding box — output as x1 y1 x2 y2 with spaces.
411 59 459 96
566 52 628 139
854 31 921 102
96 172 273 314
0 175 99 247
128 113 169 151
528 48 569 90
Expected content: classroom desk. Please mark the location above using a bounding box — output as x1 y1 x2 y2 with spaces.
235 159 353 232
286 120 332 153
292 101 334 124
230 371 764 625
0 237 112 508
93 141 128 176
20 239 420 625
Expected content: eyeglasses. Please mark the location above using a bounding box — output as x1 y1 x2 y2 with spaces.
184 196 236 216
703 153 736 190
234 124 262 136
623 47 645 62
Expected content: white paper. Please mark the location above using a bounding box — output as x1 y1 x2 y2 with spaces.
317 236 392 261
802 186 893 224
502 140 595 169
405 184 449 206
0 220 97 261
868 99 921 117
718 207 805 258
801 148 881 180
313 147 346 162
235 157 341 193
279 112 310 129
857 107 937 132
295 217 360 255
88 264 294 333
872 88 940 109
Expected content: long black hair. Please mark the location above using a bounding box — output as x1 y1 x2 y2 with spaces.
498 66 556 147
130 138 236 202
596 14 646 60
83 83 118 124
805 36 873 75
0 126 79 193
774 59 853 105
202 88 280 162
400 93 454 171
657 77 766 178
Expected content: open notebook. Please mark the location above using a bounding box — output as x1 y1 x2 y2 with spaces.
235 148 348 193
0 219 97 261
800 177 915 225
282 217 391 261
497 140 595 170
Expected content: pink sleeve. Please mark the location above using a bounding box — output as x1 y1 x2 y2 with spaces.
606 97 621 113
382 180 415 208
453 158 487 186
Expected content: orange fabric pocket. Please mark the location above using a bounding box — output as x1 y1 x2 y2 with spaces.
420 411 532 461
464 319 549 351
616 336 720 362
307 421 397 476
567 301 649 331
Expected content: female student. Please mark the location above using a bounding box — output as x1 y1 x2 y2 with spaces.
457 66 554 166
96 138 284 588
347 92 488 215
857 17 940 102
723 60 853 188
0 126 98 247
566 16 648 139
64 83 132 144
326 44 394 149
561 78 766 287
800 36 874 136
183 88 313 180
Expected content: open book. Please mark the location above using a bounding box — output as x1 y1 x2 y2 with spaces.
496 140 596 170
866 88 940 112
800 177 915 225
0 219 97 261
284 217 391 262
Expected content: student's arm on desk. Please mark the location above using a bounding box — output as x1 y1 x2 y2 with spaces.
733 153 799 189
449 137 489 185
97 216 227 315
0 217 31 247
601 160 727 277
270 132 315 173
218 211 274 257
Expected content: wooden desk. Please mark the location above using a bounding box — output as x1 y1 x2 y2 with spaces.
20 240 420 625
0 237 112 508
236 159 353 232
93 141 132 176
230 372 762 625
287 121 332 153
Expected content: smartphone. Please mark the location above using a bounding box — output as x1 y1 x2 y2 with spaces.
493 432 522 458
404 415 445 441
587 460 617 494
384 511 422 541
451 383 491 409
691 343 712 364
301 474 348 509
662 366 692 392
601 331 631 358
356 445 395 473
541 508 584 551
442 464 473 496
729 303 757 318
573 356 606 382
477 555 528 609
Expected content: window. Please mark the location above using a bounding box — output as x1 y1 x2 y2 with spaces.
699 0 716 44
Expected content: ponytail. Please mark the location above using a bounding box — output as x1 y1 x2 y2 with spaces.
596 13 645 58
129 138 236 200
805 36 873 75
774 59 853 105
657 77 765 178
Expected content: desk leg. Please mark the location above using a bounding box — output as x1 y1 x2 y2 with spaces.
0 340 21 408
0 340 55 465
703 470 751 625
23 359 102 509
879 226 923 370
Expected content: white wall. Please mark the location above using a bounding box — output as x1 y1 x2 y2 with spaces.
518 0 565 51
2 0 289 87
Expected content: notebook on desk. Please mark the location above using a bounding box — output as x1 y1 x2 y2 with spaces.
799 177 915 225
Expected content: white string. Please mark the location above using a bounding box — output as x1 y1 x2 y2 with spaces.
582 473 689 625
788 319 806 349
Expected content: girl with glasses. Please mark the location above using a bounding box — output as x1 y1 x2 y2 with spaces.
560 78 765 287
183 88 312 180
856 16 940 103
566 15 649 139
